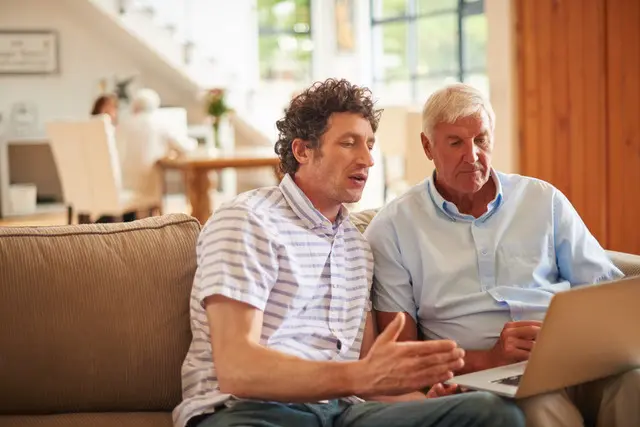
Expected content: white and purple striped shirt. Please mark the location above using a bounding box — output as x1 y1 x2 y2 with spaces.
172 174 374 427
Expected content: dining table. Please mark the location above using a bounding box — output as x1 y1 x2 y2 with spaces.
157 147 282 224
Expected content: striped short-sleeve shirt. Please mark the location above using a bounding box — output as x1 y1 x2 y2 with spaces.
172 174 374 427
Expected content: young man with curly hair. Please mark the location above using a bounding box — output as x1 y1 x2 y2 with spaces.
172 78 525 427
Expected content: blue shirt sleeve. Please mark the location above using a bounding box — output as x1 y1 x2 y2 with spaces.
553 189 624 285
363 213 418 322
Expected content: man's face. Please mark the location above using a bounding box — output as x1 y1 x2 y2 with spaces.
422 112 493 196
300 112 375 205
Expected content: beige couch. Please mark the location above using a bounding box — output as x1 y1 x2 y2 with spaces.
1 211 639 427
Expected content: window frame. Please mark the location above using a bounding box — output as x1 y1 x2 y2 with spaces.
370 0 485 103
257 0 314 82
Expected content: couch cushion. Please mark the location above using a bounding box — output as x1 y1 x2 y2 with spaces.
0 214 200 414
349 209 378 234
607 250 640 277
0 412 172 427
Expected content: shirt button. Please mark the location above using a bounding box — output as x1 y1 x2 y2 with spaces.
481 249 488 256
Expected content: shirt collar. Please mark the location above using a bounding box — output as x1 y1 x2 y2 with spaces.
426 169 503 222
279 174 349 230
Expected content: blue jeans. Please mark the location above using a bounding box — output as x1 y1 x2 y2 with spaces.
190 392 525 427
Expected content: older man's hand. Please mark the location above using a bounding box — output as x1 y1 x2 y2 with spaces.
488 321 542 366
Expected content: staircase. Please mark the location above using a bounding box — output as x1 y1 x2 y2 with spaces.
84 0 225 91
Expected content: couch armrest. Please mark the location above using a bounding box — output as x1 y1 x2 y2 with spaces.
607 250 640 277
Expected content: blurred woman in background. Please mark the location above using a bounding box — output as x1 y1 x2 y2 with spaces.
90 94 119 125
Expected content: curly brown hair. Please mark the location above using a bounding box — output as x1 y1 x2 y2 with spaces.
274 78 382 176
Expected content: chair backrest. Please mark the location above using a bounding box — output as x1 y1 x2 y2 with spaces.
46 116 122 216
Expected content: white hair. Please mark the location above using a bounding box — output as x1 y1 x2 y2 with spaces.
131 88 161 113
421 83 495 141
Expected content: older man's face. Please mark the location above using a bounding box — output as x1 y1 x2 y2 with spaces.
422 112 493 196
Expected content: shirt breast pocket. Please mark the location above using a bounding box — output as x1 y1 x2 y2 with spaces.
498 240 556 286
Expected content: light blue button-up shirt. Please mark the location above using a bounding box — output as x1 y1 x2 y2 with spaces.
365 171 624 350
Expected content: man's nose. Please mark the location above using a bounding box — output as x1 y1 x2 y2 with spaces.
357 144 374 168
462 140 478 164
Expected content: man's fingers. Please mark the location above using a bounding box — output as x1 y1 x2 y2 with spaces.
504 320 543 329
432 383 445 395
505 347 531 362
447 357 465 371
514 325 541 339
416 366 456 388
375 313 406 344
509 338 535 351
401 347 464 370
504 325 541 341
398 339 457 357
431 383 458 397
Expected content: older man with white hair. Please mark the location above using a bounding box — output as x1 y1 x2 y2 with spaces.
364 82 640 427
116 88 196 207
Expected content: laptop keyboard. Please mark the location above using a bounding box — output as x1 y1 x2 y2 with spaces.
491 374 523 387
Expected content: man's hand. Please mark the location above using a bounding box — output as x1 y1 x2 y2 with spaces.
425 383 462 398
356 313 465 397
487 321 542 366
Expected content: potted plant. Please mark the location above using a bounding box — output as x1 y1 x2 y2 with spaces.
205 88 230 148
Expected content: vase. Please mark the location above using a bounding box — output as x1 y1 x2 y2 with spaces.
212 118 220 149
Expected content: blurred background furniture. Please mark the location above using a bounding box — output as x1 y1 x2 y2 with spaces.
47 117 161 223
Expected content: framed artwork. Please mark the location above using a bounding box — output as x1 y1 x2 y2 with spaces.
0 30 59 75
335 0 356 53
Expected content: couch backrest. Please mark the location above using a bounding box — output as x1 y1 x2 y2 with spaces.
0 214 200 415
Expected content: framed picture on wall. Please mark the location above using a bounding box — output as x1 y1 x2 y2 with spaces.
0 30 59 75
335 0 356 53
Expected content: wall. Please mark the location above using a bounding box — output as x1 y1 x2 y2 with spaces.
0 0 200 140
515 0 640 254
0 0 209 215
311 0 372 86
185 0 259 102
485 0 517 174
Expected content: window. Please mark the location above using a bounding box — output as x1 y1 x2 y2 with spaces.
257 0 313 82
371 0 487 104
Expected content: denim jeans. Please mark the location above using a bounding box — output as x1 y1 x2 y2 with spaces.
189 392 525 427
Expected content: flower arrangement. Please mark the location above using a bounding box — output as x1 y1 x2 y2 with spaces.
205 88 231 148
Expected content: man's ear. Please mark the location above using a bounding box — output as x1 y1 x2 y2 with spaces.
421 132 434 160
292 138 311 165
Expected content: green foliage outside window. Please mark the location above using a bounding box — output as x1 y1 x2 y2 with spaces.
258 0 312 81
373 0 487 102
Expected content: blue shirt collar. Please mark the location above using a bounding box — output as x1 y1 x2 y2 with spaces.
426 169 503 222
279 173 349 230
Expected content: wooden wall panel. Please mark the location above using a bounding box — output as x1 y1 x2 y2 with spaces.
567 0 585 221
516 0 618 249
536 0 555 183
550 0 570 195
581 0 608 246
517 0 540 177
606 0 640 253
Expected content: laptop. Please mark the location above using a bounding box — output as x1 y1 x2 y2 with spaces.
447 275 640 399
